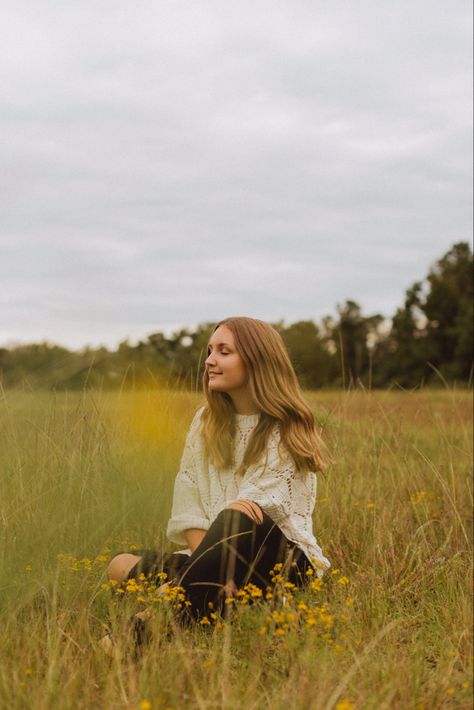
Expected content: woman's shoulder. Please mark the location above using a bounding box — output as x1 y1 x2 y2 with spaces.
187 405 206 434
265 423 292 465
193 404 206 421
267 422 317 477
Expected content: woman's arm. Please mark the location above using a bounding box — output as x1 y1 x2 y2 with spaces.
184 528 207 553
166 407 210 546
235 431 313 527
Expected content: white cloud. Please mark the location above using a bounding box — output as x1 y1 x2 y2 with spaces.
0 0 471 348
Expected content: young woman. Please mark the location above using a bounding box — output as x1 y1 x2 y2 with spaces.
105 316 330 643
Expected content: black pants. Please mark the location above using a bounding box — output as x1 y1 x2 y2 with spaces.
126 507 312 623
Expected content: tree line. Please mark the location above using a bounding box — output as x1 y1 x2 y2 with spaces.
1 242 472 391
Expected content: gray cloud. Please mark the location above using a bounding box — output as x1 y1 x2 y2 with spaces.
1 0 471 348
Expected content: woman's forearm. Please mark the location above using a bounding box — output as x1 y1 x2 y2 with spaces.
184 528 207 553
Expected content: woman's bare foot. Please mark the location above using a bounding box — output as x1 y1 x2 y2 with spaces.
98 632 116 657
98 580 173 657
98 613 151 659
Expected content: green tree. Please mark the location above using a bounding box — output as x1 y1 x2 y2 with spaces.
372 242 473 387
329 301 383 387
371 283 429 388
279 320 337 389
422 242 473 381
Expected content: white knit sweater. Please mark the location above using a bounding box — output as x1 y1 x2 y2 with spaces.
166 406 331 578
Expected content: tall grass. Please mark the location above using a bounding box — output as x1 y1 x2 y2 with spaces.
0 387 472 709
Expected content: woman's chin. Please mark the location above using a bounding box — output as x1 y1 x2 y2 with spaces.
209 381 227 391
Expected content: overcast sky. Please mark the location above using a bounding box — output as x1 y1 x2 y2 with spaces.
1 0 472 349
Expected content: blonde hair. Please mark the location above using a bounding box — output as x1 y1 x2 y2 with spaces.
199 316 329 476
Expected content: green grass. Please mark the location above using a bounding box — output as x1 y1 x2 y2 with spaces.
0 387 472 709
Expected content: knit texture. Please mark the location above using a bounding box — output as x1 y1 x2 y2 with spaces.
166 406 331 577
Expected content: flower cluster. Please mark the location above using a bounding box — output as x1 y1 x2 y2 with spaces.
89 553 353 650
190 561 352 649
57 550 110 573
256 599 344 644
410 490 429 505
100 572 192 611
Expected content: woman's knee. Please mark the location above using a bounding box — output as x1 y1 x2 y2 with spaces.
225 499 263 524
106 553 142 583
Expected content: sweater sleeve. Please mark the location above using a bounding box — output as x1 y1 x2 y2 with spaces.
230 428 316 529
166 406 211 546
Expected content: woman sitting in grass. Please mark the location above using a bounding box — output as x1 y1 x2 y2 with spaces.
104 316 331 649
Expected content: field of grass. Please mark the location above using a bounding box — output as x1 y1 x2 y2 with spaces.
0 387 472 709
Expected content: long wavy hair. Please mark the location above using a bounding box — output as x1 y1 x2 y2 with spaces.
199 316 329 477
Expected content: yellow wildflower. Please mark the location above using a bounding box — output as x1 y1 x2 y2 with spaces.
335 700 353 710
312 558 328 569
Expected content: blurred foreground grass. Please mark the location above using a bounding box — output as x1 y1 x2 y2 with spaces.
0 388 472 709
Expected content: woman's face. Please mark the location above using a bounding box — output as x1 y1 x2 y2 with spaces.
205 325 249 393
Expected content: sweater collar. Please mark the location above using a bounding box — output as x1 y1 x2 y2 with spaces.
235 412 260 429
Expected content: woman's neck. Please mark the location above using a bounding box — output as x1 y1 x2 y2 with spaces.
230 394 259 416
